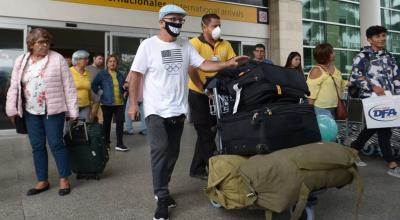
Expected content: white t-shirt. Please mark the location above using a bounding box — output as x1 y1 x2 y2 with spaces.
131 36 205 118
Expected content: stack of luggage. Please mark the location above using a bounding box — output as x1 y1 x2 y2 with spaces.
205 61 363 219
64 120 109 180
206 61 321 155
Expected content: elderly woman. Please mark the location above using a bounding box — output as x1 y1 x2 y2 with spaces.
307 43 347 118
70 50 91 121
6 28 78 196
92 55 128 152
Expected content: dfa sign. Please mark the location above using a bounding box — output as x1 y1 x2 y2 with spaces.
362 94 400 129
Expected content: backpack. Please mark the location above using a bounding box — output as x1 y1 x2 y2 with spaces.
206 61 310 114
205 155 253 209
239 142 363 220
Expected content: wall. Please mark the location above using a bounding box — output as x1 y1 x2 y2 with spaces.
269 0 303 65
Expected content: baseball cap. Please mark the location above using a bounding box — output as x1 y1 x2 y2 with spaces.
159 4 187 20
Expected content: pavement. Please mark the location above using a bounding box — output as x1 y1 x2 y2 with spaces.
1 122 400 220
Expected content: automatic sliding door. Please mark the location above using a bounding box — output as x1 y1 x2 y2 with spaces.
0 26 26 129
108 33 147 76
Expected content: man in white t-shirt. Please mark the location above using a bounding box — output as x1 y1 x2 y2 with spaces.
128 5 248 220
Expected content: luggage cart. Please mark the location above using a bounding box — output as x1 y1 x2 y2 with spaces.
207 87 320 220
337 93 400 157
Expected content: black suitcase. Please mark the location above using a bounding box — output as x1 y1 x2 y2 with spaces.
219 103 321 155
64 120 109 179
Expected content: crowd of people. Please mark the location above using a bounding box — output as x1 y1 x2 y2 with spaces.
4 4 400 220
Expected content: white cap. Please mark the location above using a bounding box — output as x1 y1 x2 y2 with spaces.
159 4 187 20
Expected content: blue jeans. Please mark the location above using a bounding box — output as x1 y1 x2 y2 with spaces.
78 106 91 122
314 107 336 119
124 99 147 133
25 111 71 181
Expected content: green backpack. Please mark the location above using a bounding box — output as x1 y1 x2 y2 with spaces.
205 155 253 209
239 142 363 220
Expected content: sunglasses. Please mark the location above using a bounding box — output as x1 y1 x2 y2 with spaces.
163 17 185 24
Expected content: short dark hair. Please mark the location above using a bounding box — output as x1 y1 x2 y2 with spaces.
254 44 265 51
313 43 333 65
366 25 388 38
92 53 104 58
201 14 220 27
26 28 53 52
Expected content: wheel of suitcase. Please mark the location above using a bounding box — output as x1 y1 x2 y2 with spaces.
210 199 222 208
290 206 314 220
361 144 376 156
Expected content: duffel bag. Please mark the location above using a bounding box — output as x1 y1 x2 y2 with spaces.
205 155 252 209
239 142 363 220
226 62 309 113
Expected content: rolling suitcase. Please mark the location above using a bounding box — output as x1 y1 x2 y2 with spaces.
219 103 321 155
64 120 109 179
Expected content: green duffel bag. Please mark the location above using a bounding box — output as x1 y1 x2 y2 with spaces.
205 155 253 209
239 142 363 220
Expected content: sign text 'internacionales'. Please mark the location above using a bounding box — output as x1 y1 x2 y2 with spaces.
108 0 166 7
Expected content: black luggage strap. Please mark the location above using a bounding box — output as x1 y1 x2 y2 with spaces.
232 83 306 114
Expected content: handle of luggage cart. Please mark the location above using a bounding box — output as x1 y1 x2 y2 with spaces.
66 118 89 142
209 88 224 154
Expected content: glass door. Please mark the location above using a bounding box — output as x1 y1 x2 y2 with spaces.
0 24 27 129
106 32 148 77
242 40 268 60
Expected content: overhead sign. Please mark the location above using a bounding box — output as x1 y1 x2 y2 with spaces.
211 0 267 7
56 0 268 23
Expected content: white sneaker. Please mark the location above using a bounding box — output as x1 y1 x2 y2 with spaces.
115 145 129 152
355 156 367 167
387 167 400 178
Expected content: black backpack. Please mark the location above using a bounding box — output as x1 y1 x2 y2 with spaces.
206 61 309 113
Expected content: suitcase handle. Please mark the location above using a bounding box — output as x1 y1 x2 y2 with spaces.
209 98 217 116
67 119 89 142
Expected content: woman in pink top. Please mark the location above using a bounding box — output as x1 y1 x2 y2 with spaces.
6 28 78 196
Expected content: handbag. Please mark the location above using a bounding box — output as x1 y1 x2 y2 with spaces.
330 75 348 120
15 115 27 134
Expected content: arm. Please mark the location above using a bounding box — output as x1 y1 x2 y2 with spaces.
306 67 322 105
128 71 142 120
60 57 79 119
91 73 101 94
188 66 204 92
349 54 382 94
198 56 249 72
5 55 23 118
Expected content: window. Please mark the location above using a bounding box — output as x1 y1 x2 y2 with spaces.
303 0 359 25
303 47 358 79
303 21 325 46
243 44 255 58
229 40 241 56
